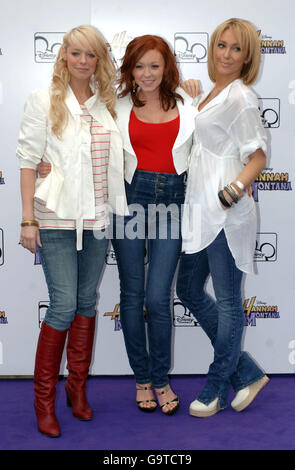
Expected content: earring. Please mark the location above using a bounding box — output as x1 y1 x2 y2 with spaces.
132 79 137 93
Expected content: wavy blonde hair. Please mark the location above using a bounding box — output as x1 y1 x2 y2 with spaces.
50 25 117 138
208 18 261 86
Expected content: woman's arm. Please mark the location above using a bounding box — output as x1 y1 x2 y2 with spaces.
180 79 200 98
19 168 42 253
220 149 266 208
233 149 266 191
17 91 48 252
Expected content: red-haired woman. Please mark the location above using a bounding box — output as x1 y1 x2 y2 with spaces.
112 35 196 415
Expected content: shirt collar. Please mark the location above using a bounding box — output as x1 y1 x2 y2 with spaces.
197 78 242 113
65 85 103 115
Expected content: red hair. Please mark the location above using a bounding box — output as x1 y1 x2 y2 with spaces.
118 35 183 110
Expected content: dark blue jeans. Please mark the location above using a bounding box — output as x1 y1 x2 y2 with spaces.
177 230 265 409
38 229 108 331
111 170 185 388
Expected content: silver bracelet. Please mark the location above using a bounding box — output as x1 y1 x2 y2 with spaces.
233 180 245 191
224 185 239 204
228 184 240 199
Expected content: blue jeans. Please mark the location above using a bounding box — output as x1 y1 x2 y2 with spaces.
111 170 185 388
176 230 265 409
38 229 108 331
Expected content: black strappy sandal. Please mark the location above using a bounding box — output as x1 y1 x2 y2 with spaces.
155 384 180 416
136 383 157 413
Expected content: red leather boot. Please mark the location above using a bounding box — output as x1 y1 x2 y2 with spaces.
65 314 96 420
34 322 67 437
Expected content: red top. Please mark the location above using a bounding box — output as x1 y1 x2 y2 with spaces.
129 109 180 174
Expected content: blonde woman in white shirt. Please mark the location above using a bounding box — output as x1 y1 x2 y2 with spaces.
17 25 127 437
177 18 269 418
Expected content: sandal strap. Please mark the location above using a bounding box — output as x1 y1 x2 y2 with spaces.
136 383 153 391
137 399 157 405
159 396 179 409
155 385 179 408
155 384 171 396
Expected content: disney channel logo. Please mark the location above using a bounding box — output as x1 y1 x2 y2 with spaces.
38 301 49 328
34 32 64 63
174 32 208 63
258 98 280 128
173 298 199 327
254 233 277 262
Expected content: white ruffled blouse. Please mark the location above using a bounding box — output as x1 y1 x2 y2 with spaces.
182 79 267 273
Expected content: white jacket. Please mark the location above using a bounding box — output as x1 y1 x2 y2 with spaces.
16 86 128 249
115 88 197 183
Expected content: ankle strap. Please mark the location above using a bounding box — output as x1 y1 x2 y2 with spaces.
136 383 153 391
155 384 171 395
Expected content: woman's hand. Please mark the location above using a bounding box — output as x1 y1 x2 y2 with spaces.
180 79 200 98
19 226 42 254
37 161 51 178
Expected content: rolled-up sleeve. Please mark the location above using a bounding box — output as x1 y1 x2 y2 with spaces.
228 106 267 165
16 90 48 170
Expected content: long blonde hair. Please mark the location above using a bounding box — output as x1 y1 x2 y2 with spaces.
50 25 117 138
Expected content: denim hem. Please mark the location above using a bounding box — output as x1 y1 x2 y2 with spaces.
152 381 170 390
43 319 68 332
233 373 266 393
135 379 153 387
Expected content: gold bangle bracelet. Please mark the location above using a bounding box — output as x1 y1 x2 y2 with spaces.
21 220 39 227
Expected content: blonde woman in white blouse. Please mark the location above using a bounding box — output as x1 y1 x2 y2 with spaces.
17 25 127 437
177 18 269 418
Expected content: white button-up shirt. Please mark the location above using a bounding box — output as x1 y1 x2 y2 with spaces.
182 79 267 273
